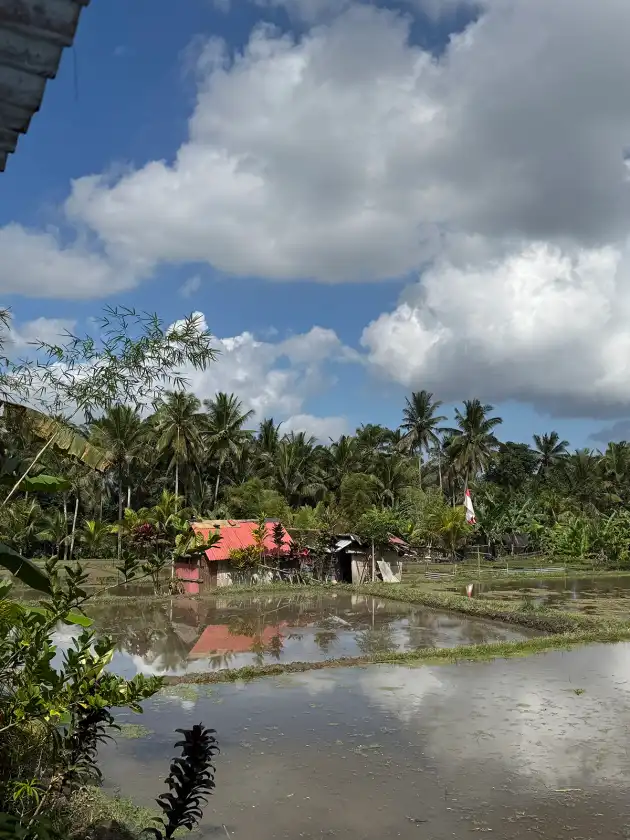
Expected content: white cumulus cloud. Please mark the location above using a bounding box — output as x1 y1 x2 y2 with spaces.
5 0 630 415
362 242 630 416
176 313 352 430
281 413 348 440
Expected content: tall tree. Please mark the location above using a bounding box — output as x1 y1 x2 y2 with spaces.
446 399 503 488
273 433 326 507
152 391 205 504
533 431 569 478
556 449 604 513
90 405 146 560
600 441 630 505
204 392 254 506
325 435 361 494
400 391 447 488
485 441 538 493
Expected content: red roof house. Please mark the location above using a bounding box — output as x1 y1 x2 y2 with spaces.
191 519 293 562
175 520 294 589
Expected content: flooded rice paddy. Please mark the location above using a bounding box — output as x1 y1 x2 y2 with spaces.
467 574 630 617
54 593 536 677
99 642 630 838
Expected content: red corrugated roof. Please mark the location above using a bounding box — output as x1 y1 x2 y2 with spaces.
191 519 293 563
189 623 285 657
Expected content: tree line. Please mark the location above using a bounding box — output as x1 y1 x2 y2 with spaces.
2 383 629 564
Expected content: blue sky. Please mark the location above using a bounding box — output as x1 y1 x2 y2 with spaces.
3 0 630 448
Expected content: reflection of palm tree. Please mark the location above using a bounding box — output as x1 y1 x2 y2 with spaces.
458 620 493 646
208 652 237 669
354 628 397 656
88 601 192 670
148 629 190 672
314 630 338 652
406 609 441 650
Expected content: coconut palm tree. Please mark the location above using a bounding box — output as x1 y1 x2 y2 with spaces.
372 453 415 507
355 424 393 459
446 399 503 488
600 441 630 505
273 433 327 507
532 431 569 478
257 418 282 458
152 391 206 505
400 391 447 488
558 449 605 513
78 519 113 558
325 435 362 494
90 405 147 560
204 392 254 505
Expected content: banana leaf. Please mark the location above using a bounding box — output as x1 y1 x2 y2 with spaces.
0 543 51 594
2 402 111 472
20 474 72 494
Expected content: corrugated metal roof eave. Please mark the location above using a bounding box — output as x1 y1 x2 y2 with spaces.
0 0 90 172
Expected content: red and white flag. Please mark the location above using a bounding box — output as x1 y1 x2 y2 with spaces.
464 488 476 525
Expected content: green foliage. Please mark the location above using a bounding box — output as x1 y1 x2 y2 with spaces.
340 472 380 520
0 542 51 593
147 725 218 840
485 442 538 492
225 478 289 520
400 488 451 548
355 507 405 544
0 562 161 836
545 510 630 566
114 501 221 593
78 520 113 559
19 475 72 494
424 505 472 558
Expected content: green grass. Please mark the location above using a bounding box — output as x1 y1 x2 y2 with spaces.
58 786 161 840
117 723 153 740
156 684 204 703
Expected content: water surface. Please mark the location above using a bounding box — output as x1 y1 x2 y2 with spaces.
467 574 630 615
54 593 536 677
99 642 630 838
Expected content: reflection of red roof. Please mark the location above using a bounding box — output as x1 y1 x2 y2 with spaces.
189 624 285 658
192 520 293 563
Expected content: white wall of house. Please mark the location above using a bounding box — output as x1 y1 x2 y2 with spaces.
350 550 403 584
216 561 233 587
215 562 273 587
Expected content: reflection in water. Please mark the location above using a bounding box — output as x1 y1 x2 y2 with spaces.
62 593 536 677
469 574 630 614
98 643 630 839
